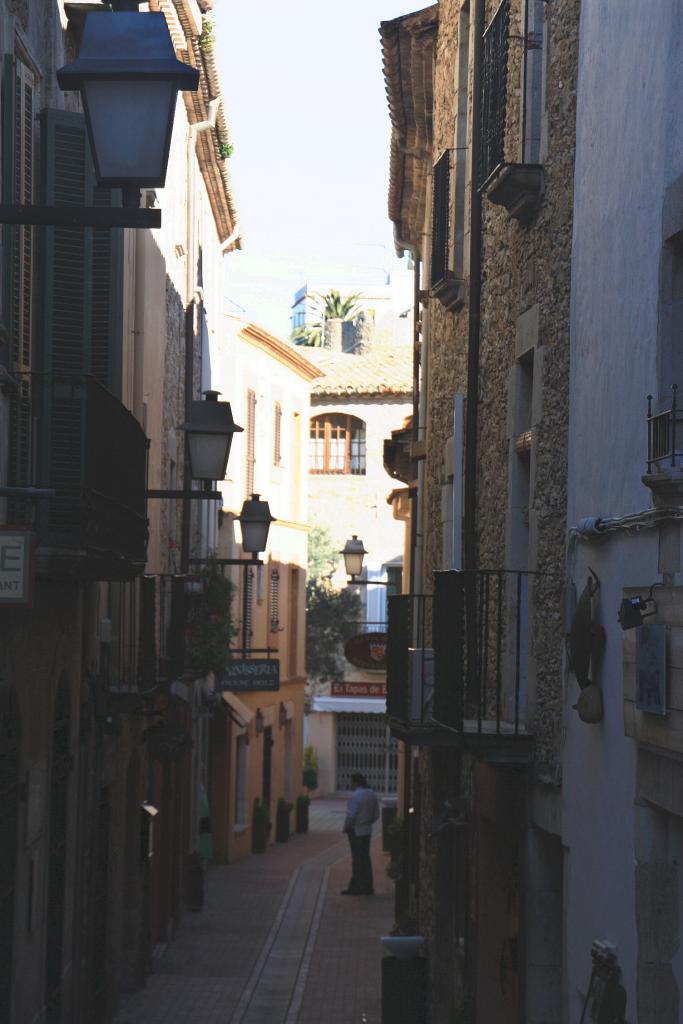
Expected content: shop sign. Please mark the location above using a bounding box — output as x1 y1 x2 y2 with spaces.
217 658 280 692
331 681 387 698
344 631 388 671
0 529 35 607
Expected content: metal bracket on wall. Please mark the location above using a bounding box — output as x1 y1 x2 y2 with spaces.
0 205 161 229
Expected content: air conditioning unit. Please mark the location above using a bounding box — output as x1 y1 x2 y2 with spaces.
409 648 434 721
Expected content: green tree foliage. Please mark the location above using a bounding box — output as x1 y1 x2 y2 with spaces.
305 527 361 693
186 556 236 677
292 289 363 347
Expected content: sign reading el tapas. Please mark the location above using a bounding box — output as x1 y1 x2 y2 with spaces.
217 658 280 692
344 631 388 671
331 681 387 698
0 529 35 607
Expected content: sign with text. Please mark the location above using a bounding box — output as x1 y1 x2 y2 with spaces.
217 659 280 692
0 529 35 607
344 632 388 671
331 681 387 698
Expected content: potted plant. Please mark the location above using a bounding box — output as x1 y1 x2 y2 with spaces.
295 794 310 834
251 797 270 854
275 797 293 843
302 744 318 791
186 556 236 677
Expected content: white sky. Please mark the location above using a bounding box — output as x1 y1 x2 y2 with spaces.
215 0 422 337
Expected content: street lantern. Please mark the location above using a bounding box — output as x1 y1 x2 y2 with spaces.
239 494 275 555
183 391 242 482
56 0 199 193
341 535 367 579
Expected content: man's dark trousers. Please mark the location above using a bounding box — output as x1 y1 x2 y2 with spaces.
347 831 374 894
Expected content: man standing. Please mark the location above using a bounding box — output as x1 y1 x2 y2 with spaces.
342 772 380 895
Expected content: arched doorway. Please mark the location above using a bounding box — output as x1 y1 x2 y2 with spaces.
45 676 71 1023
0 683 20 1020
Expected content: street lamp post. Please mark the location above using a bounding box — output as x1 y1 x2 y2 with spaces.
0 0 199 229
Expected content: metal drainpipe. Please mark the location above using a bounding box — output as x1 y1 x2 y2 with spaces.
463 0 485 572
180 301 195 575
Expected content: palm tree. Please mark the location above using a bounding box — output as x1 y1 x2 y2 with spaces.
292 289 363 347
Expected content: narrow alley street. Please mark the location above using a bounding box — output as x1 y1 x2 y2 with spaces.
115 799 393 1024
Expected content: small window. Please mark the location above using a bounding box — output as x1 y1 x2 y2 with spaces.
430 151 451 289
309 414 366 475
234 734 248 829
273 401 282 466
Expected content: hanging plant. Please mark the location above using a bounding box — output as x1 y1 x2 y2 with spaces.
186 556 236 676
218 141 234 159
198 17 215 51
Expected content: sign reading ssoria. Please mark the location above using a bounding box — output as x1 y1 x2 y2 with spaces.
217 659 280 692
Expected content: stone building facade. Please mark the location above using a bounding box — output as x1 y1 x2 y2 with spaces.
381 1 579 1020
210 315 319 863
0 2 239 1021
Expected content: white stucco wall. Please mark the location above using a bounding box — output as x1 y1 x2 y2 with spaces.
566 1 683 1015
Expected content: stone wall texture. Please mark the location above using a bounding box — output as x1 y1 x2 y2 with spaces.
422 0 580 781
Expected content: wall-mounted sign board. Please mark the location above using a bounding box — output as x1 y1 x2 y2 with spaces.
0 529 35 607
217 658 280 692
344 631 388 671
331 681 386 698
636 623 667 715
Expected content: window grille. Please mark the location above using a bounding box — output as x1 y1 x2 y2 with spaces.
273 401 282 466
479 0 510 188
430 151 450 289
270 568 280 632
309 413 366 475
246 389 256 494
244 567 254 651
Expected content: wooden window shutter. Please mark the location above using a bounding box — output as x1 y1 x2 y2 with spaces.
273 401 282 465
245 388 256 494
39 108 123 392
3 57 35 513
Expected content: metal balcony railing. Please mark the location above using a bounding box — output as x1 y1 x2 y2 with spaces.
9 374 148 574
433 570 530 735
387 571 532 739
479 0 510 188
646 386 683 472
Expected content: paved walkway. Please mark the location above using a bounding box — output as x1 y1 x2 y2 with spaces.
114 798 393 1024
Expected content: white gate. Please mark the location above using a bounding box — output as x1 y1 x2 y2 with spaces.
336 713 398 794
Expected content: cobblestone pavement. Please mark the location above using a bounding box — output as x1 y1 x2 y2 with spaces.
114 798 394 1024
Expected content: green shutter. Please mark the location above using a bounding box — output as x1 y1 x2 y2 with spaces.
39 108 123 391
37 109 123 537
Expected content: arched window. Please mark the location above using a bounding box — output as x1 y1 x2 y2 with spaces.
0 684 20 1021
45 676 71 1023
309 414 366 475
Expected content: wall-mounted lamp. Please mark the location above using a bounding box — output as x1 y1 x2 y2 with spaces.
618 583 663 631
341 535 391 586
255 708 264 735
1 0 199 230
147 391 242 501
278 702 288 728
239 494 275 557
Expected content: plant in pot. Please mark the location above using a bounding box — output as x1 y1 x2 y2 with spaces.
251 797 270 854
275 797 294 843
295 794 310 834
186 556 236 677
302 744 318 791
